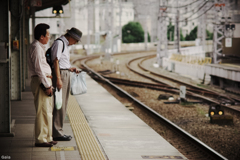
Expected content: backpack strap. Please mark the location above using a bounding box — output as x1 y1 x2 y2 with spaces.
55 38 65 53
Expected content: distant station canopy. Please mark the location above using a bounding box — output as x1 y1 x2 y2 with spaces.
52 5 64 14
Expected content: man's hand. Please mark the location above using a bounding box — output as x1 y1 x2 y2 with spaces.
44 86 53 97
69 67 81 73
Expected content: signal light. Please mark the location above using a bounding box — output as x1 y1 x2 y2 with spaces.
208 104 224 117
52 5 64 15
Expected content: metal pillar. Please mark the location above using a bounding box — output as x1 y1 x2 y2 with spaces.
111 0 114 54
21 0 26 91
24 2 30 81
174 0 180 53
157 0 167 67
197 4 207 54
104 0 111 59
213 0 227 64
119 0 122 52
31 7 35 42
0 0 14 137
95 0 100 53
11 0 22 100
87 1 91 55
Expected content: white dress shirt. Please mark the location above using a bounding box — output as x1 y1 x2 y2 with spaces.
28 39 52 88
51 36 71 69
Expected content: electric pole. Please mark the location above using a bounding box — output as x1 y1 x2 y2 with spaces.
197 0 207 55
174 0 180 53
119 0 122 53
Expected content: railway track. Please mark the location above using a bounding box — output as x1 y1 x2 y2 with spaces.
72 53 240 116
71 55 228 160
126 54 240 116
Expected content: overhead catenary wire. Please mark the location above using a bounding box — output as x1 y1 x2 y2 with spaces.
159 3 214 24
165 0 211 16
166 0 201 8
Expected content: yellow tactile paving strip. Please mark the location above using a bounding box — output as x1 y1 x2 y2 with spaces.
67 95 106 160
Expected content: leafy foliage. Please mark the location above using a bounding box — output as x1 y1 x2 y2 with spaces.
185 26 213 41
167 22 174 41
122 21 150 43
167 22 184 41
185 26 198 41
206 29 213 40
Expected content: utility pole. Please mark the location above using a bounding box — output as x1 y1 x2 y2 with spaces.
95 0 100 53
111 0 114 54
87 0 91 55
144 2 148 51
119 0 122 53
174 0 180 53
197 1 207 55
104 0 111 59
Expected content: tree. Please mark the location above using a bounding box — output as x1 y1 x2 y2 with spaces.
185 26 213 41
167 22 184 41
180 29 185 41
206 29 213 40
185 26 198 41
122 21 150 43
167 22 174 41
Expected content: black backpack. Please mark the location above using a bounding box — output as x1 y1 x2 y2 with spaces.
46 38 65 68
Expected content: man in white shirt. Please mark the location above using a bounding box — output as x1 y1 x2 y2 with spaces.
28 23 57 147
51 27 82 141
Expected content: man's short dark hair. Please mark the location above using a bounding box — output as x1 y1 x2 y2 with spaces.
34 23 50 40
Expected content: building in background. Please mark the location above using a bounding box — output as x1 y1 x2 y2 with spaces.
30 0 134 54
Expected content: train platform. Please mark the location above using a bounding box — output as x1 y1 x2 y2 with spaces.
0 73 187 160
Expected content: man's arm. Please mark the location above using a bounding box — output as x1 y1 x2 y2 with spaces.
53 57 62 90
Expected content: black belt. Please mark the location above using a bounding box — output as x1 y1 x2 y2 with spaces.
32 75 52 79
60 69 69 71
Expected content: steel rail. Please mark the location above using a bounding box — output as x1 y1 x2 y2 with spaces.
138 55 238 103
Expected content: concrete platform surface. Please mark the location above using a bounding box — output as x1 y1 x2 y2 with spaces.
74 74 187 160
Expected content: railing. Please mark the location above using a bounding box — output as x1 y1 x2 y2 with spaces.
170 54 212 65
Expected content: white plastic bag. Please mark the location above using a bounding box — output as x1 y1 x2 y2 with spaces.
70 71 87 95
55 89 62 110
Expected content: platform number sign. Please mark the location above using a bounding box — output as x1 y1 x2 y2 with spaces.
31 0 42 7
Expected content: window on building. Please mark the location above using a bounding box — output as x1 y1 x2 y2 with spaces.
192 22 195 26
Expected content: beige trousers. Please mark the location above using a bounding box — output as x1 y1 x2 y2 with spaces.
31 77 53 143
52 70 70 137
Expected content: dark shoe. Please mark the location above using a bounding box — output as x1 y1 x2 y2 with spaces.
49 141 58 145
64 135 72 139
53 135 72 141
35 142 53 147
